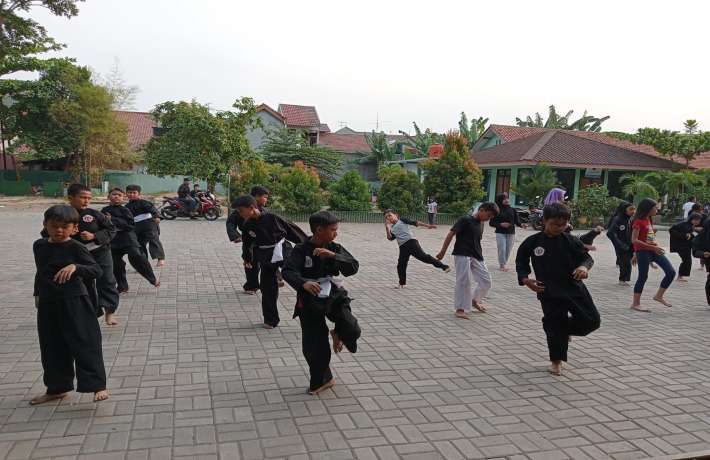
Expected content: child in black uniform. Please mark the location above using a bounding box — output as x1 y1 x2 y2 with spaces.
692 218 710 305
516 202 601 376
101 188 160 293
234 195 307 328
226 186 271 294
32 205 108 404
125 185 165 267
670 213 703 282
64 184 120 325
283 211 360 395
607 201 635 285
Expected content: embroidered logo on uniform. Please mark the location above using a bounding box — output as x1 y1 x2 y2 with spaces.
82 215 94 223
249 231 256 237
534 246 545 256
619 225 626 230
304 256 313 268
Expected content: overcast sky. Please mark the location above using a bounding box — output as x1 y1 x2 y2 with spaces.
28 0 710 134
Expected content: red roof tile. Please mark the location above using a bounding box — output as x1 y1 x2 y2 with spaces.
278 104 321 128
256 103 285 122
318 133 370 153
113 111 157 150
489 125 550 142
471 130 684 171
319 123 331 133
691 151 710 169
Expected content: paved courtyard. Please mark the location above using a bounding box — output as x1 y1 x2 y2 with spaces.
1 207 710 460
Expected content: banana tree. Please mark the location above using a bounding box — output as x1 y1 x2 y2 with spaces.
458 112 489 146
516 105 610 132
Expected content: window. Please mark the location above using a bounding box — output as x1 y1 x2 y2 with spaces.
308 131 318 146
496 169 511 195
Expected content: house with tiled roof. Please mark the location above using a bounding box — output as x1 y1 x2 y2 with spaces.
246 104 286 150
472 125 686 204
277 104 331 145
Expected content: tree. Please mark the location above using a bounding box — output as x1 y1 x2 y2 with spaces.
684 119 699 135
515 105 609 132
144 97 258 187
398 122 443 157
458 112 488 146
229 158 280 201
0 0 82 77
329 170 371 211
608 127 710 166
420 131 484 216
511 163 557 206
273 161 323 213
260 128 342 181
620 174 658 204
363 130 395 163
377 165 423 215
93 58 140 110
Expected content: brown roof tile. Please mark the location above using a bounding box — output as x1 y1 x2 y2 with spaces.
691 151 710 169
318 133 370 153
113 111 157 150
278 104 321 128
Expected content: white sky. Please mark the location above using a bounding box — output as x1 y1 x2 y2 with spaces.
28 0 710 134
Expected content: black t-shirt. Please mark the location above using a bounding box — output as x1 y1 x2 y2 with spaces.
451 215 484 260
33 238 102 299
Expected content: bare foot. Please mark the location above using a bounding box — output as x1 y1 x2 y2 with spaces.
618 281 630 286
677 277 688 282
262 323 275 329
118 289 129 295
500 266 509 272
472 301 487 312
395 285 405 289
308 378 335 395
244 289 257 295
630 304 651 312
653 296 673 307
94 390 109 402
30 392 69 405
104 312 118 326
330 330 343 353
153 280 161 288
455 310 470 319
549 361 562 376
157 260 165 267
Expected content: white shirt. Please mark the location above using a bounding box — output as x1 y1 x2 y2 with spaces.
683 201 695 219
427 201 437 213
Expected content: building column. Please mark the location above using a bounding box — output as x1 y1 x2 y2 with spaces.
487 168 498 202
573 169 581 199
509 167 519 204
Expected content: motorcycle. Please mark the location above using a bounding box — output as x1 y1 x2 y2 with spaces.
528 207 544 231
159 192 222 221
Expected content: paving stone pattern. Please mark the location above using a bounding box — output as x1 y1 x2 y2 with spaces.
1 210 710 459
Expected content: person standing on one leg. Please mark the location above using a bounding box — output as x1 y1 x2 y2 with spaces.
283 211 361 395
436 201 499 319
226 186 271 294
384 210 450 289
101 188 159 293
125 185 165 267
32 205 109 404
490 193 526 271
630 198 676 312
515 202 601 376
669 213 702 282
607 202 635 286
234 195 307 329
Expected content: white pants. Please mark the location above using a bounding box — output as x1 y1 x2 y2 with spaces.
454 256 492 312
495 233 515 267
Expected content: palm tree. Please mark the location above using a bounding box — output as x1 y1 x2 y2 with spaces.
511 163 557 206
621 173 658 204
516 105 610 132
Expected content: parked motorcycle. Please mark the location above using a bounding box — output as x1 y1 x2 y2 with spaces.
159 192 222 221
528 207 544 231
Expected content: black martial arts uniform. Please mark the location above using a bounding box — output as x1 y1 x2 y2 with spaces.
101 204 157 292
669 218 696 277
125 199 165 261
607 211 633 282
226 208 261 291
282 239 360 392
33 238 107 394
516 232 601 362
241 213 307 327
692 219 710 305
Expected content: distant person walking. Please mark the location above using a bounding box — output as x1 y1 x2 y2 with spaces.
490 193 526 271
426 197 438 225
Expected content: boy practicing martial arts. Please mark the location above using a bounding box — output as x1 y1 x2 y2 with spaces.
32 205 108 404
383 209 450 288
233 195 307 328
437 202 499 319
101 188 160 293
125 185 165 267
283 211 361 395
515 202 601 376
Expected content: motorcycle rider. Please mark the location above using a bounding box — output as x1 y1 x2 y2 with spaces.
178 178 198 217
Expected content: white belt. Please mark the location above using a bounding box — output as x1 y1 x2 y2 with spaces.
134 213 152 223
307 276 343 298
259 238 285 263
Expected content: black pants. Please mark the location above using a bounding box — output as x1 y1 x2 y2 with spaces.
705 263 710 306
136 229 165 260
85 249 120 315
397 239 446 285
539 289 601 362
298 305 333 391
112 246 157 292
427 213 435 225
616 250 633 282
260 263 280 327
244 262 260 291
676 248 692 277
37 295 107 394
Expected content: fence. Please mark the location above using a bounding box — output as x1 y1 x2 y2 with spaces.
270 210 459 225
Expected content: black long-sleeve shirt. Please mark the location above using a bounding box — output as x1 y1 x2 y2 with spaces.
693 220 710 258
41 208 115 253
226 205 265 242
101 204 139 249
516 231 594 298
669 221 695 253
241 212 307 264
607 215 632 253
282 239 359 296
125 199 159 234
33 238 102 299
489 206 521 235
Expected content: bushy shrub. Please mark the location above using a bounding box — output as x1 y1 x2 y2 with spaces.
571 184 620 226
329 171 371 211
377 165 423 215
273 161 323 213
